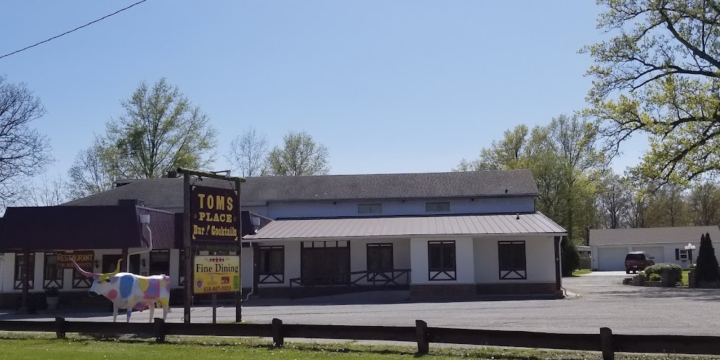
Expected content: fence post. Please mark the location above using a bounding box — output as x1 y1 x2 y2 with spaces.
415 320 429 355
600 327 614 360
272 318 284 347
154 318 166 343
55 317 66 339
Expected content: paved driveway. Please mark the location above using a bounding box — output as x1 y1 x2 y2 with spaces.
2 272 719 336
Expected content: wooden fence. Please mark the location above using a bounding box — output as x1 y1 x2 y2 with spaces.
0 317 719 360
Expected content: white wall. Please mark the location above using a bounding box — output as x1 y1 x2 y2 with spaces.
473 236 556 283
265 197 534 219
591 242 717 270
410 237 475 285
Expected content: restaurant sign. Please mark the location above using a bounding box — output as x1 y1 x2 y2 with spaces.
190 185 240 242
193 255 240 294
56 251 94 269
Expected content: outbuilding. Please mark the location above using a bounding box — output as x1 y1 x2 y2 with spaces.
589 226 720 271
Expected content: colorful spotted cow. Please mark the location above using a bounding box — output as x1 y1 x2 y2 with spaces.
72 259 171 323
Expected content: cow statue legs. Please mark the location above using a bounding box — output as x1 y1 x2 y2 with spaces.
112 304 119 323
148 303 155 323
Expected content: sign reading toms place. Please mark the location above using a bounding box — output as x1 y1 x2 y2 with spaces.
190 185 240 242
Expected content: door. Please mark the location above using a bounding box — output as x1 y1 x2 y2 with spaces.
597 247 628 271
301 246 350 285
102 255 122 273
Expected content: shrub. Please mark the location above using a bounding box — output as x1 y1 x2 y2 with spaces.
44 288 59 297
643 263 682 283
561 238 580 277
696 232 720 282
648 274 662 282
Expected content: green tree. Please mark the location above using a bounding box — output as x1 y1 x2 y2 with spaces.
265 131 330 176
456 114 606 243
696 233 720 282
67 78 217 197
583 0 720 185
561 237 580 276
688 181 720 226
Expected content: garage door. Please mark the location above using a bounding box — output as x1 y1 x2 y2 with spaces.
597 247 628 271
632 246 664 263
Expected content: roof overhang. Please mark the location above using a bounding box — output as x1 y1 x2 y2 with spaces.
0 206 176 251
243 213 566 242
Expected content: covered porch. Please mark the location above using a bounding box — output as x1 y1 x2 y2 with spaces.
242 213 566 299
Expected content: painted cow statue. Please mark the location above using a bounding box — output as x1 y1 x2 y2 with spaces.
72 259 171 323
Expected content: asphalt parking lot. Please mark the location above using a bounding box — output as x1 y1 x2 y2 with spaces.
2 272 719 336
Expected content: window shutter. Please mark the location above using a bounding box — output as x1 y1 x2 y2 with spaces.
689 249 693 262
675 249 680 260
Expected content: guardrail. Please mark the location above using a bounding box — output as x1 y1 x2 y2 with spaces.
1 317 719 360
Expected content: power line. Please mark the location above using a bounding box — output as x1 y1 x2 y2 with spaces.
0 0 148 61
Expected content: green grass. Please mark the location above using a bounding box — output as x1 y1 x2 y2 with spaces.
0 332 704 360
572 269 592 276
681 269 690 286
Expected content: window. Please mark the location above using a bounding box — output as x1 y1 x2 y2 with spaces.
428 241 456 281
259 246 284 284
498 241 527 280
43 253 63 289
676 249 692 261
367 244 393 273
73 268 92 289
426 202 450 212
14 253 35 290
149 250 170 276
358 203 382 214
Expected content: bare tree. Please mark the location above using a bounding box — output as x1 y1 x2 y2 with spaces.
19 174 68 206
67 138 115 200
226 127 268 177
689 181 720 226
0 75 52 209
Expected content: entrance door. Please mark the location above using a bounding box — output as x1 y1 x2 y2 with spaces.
102 255 122 273
301 242 350 285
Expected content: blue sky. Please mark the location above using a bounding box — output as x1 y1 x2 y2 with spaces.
0 1 646 181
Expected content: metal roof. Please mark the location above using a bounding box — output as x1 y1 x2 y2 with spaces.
589 226 720 246
63 169 539 209
244 213 565 240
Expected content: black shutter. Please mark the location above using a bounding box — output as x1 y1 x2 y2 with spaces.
675 249 680 260
689 249 693 262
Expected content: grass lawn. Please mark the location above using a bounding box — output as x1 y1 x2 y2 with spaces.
681 269 690 286
0 332 701 360
572 269 592 276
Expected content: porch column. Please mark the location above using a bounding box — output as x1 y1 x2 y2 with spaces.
20 249 29 313
252 244 260 296
554 236 562 292
121 248 129 272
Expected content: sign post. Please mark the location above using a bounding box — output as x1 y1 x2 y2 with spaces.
177 168 245 324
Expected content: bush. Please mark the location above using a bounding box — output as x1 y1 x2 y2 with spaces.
44 288 58 297
561 238 580 277
696 232 720 282
648 274 662 281
643 263 683 283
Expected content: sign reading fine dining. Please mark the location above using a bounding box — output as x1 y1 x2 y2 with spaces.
56 251 94 269
190 185 240 242
193 256 240 294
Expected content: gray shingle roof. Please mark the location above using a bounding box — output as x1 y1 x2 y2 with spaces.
244 212 565 240
63 170 538 210
589 226 720 246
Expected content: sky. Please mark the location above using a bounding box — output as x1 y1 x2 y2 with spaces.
0 1 647 183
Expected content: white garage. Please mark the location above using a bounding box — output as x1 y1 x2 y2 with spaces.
589 226 720 270
632 246 664 263
596 247 628 271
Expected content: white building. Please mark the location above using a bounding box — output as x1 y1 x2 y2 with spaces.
589 226 720 271
0 170 567 309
